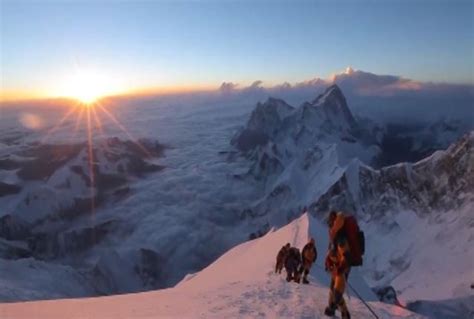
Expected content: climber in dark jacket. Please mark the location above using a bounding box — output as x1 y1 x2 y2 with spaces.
275 243 291 274
299 238 317 284
285 246 302 282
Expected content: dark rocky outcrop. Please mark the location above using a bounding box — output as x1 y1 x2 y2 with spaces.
17 143 85 181
373 286 401 305
135 248 165 288
0 182 21 197
28 220 120 259
310 132 474 219
0 239 31 259
0 215 31 241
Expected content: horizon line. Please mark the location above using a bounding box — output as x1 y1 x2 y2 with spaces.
2 69 473 104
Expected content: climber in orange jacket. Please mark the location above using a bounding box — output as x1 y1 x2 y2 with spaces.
324 211 351 319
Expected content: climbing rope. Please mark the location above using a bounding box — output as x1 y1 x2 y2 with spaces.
346 280 379 319
313 264 379 319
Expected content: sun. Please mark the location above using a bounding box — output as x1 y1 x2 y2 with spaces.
60 69 115 104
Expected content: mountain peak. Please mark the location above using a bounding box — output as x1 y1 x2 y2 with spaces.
312 84 344 105
311 85 357 130
250 97 294 129
262 96 289 107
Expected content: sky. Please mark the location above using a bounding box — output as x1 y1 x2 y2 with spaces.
1 0 473 101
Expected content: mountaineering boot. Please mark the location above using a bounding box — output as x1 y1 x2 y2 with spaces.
341 310 351 319
302 277 309 284
324 306 335 316
293 272 300 283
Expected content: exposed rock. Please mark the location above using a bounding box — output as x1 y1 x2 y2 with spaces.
0 239 31 259
406 295 474 319
231 97 294 152
4 137 165 224
28 220 120 259
89 249 142 295
135 248 165 288
373 286 401 305
231 128 269 152
310 84 357 132
0 214 31 240
311 132 474 219
17 143 84 181
0 182 21 197
0 158 22 170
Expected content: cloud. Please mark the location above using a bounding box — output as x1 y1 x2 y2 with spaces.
223 68 473 123
330 69 423 96
249 80 263 89
241 80 264 93
321 68 473 123
219 82 239 93
8 67 470 126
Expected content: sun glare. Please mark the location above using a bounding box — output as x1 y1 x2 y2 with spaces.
42 69 150 213
60 69 117 104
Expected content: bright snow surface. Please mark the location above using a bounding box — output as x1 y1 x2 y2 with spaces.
0 213 421 319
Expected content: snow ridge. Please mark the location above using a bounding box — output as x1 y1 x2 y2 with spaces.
0 214 422 319
231 85 473 317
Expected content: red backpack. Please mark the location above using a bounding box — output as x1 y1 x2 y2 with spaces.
343 215 365 266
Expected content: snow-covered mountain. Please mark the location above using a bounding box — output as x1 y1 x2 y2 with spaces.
310 132 474 307
0 213 422 319
0 137 164 224
0 137 168 300
0 83 472 318
232 85 381 227
375 117 473 167
231 86 474 318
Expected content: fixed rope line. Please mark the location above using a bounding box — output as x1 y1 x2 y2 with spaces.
346 280 379 319
313 263 379 319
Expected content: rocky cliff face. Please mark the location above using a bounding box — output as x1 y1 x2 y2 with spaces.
311 131 473 219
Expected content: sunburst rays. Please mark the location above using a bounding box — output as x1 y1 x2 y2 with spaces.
95 102 151 156
40 100 151 215
85 106 96 211
40 104 79 143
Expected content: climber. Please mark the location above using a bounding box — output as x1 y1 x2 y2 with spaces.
324 211 352 319
285 246 302 283
299 237 317 284
275 243 291 274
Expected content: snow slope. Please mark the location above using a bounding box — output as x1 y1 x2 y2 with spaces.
0 213 421 319
230 86 474 318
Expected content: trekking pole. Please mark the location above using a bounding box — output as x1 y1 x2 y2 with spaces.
346 281 379 319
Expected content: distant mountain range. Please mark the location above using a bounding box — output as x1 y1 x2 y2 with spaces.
0 84 472 318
